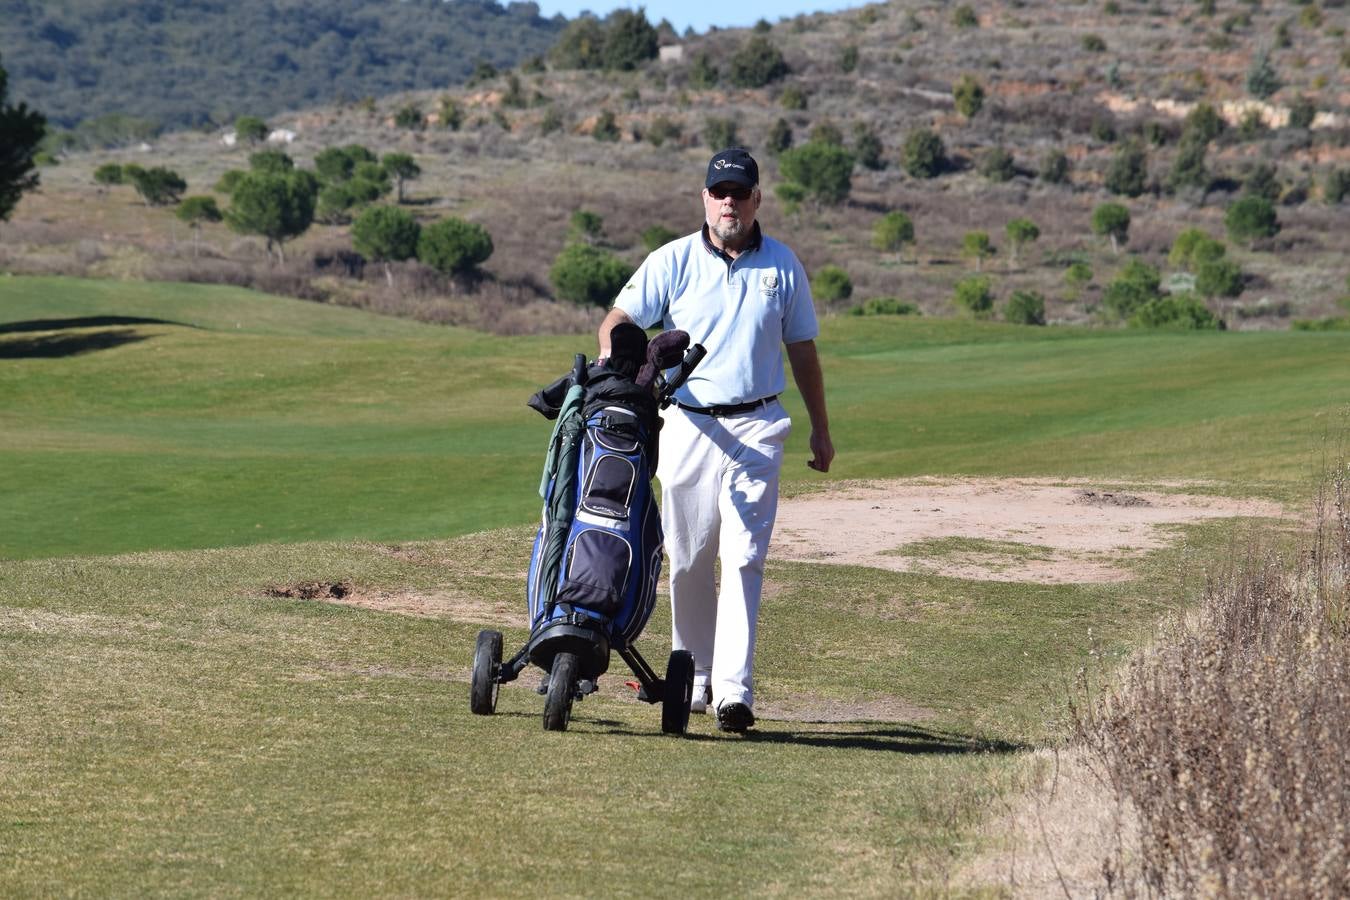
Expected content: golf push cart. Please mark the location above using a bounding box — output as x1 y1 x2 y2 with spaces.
471 327 706 733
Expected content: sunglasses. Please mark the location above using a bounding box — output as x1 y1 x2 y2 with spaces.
708 185 753 201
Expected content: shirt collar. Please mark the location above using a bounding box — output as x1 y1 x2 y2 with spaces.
700 221 763 261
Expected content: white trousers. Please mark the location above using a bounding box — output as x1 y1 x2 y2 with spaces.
656 402 791 710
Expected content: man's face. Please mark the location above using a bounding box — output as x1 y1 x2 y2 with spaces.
703 181 760 245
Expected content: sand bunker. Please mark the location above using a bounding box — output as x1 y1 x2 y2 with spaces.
771 478 1286 584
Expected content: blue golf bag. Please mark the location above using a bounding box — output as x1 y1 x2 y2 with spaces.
470 334 705 733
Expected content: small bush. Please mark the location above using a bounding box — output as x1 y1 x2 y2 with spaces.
1065 262 1093 294
850 297 920 316
1005 218 1040 264
249 149 293 175
1004 290 1046 325
838 45 859 74
645 115 681 147
1168 228 1226 271
1102 259 1161 318
1128 292 1223 329
550 243 634 306
765 118 793 156
952 276 994 318
728 35 789 88
640 225 679 253
901 128 946 179
394 104 425 130
1039 150 1070 184
1091 202 1131 253
962 231 995 270
1082 34 1107 52
1246 50 1282 99
953 75 985 119
234 115 268 144
812 264 853 302
417 217 493 276
1287 95 1316 129
1183 102 1224 143
1324 169 1350 204
779 86 808 110
979 147 1015 182
779 141 855 205
852 124 885 171
703 117 739 151
809 121 844 146
1105 140 1149 197
93 163 124 186
592 110 620 142
1224 195 1280 245
1195 259 1244 298
1241 162 1280 202
872 211 915 256
1167 134 1209 193
568 210 605 244
952 5 978 28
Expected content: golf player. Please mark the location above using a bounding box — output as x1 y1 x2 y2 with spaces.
598 148 834 733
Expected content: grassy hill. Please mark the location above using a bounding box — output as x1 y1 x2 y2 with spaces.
3 275 1347 560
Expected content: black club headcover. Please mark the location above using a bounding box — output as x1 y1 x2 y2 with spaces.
636 329 690 389
607 322 649 380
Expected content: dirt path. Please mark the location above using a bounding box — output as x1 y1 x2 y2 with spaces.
772 477 1286 584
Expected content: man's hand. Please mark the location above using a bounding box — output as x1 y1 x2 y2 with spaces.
808 429 834 473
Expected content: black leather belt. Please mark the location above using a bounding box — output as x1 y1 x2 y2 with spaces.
675 395 778 417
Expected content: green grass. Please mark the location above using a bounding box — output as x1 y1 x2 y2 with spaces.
2 275 1338 893
4 277 1348 560
0 519 1229 895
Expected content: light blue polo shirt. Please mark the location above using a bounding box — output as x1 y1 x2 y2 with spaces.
613 224 818 407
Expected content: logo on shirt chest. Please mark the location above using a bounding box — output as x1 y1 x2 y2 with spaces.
761 274 780 298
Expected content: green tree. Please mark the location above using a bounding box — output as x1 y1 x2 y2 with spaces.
1166 134 1209 195
249 149 294 174
315 145 376 184
128 166 187 206
704 117 739 151
0 52 46 221
381 152 421 203
93 163 124 186
1102 259 1161 319
417 217 494 277
813 265 853 303
1004 290 1046 325
1224 195 1280 246
872 211 915 260
351 161 392 201
1168 228 1226 271
351 205 421 285
901 128 945 178
728 36 789 88
215 169 246 195
765 118 793 155
1245 50 1281 99
225 170 318 263
962 231 995 271
1105 140 1148 197
1005 218 1040 266
603 8 659 71
952 276 994 318
439 96 464 131
1183 102 1225 143
1091 202 1131 253
953 75 985 119
175 195 222 257
394 104 425 130
852 124 884 170
778 141 855 205
550 243 634 306
1065 262 1093 297
234 115 268 145
550 16 607 70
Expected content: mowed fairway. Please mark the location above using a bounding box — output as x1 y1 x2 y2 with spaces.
3 276 1349 894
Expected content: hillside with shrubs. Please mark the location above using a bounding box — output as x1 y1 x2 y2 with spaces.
2 0 1348 334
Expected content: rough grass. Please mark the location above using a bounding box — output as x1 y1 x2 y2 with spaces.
1069 464 1349 897
0 509 1262 895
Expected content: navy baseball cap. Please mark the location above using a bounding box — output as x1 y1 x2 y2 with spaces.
706 148 759 189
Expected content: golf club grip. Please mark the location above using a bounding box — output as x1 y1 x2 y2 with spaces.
659 343 706 408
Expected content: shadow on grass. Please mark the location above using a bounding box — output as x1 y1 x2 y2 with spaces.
0 328 153 358
0 316 194 334
742 723 1025 755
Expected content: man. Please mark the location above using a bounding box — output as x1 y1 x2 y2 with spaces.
598 148 834 733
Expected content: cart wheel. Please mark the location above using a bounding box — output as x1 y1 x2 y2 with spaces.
661 650 695 735
543 651 579 732
470 630 503 715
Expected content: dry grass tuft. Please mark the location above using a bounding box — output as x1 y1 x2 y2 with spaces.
1073 463 1349 898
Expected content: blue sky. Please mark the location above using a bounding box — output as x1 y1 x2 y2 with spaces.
533 1 865 36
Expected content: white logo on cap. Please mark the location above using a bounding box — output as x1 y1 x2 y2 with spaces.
713 159 746 171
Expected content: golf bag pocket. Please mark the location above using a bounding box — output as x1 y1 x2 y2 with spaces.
556 528 632 616
580 453 636 519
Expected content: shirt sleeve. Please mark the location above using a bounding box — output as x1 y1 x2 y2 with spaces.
612 248 673 330
782 251 819 344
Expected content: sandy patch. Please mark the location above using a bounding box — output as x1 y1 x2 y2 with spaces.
772 478 1286 584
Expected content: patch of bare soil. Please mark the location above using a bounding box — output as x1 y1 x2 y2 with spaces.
772 478 1286 584
263 580 528 628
